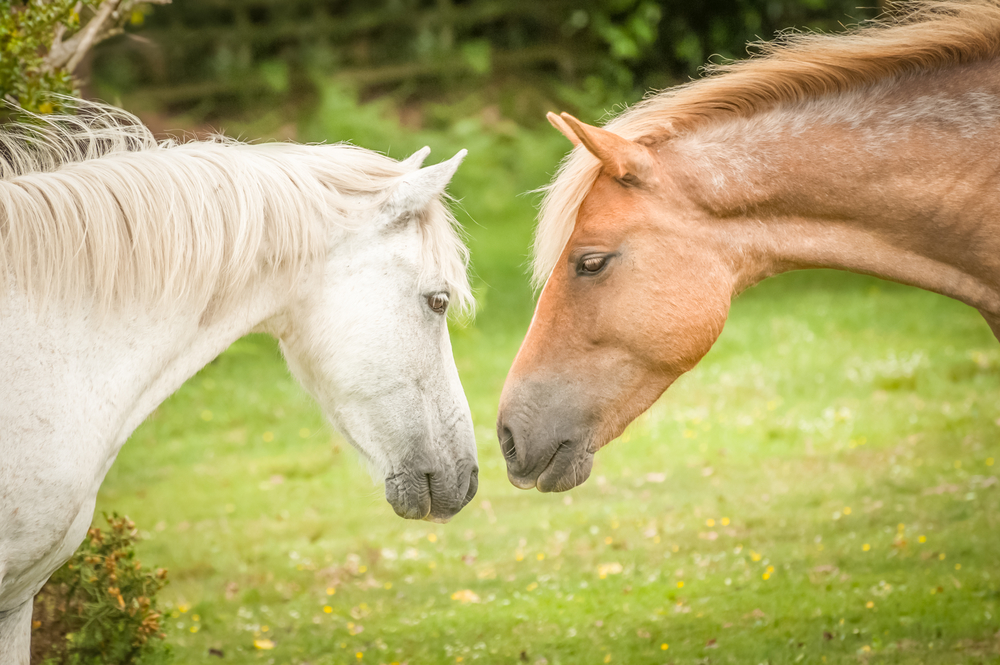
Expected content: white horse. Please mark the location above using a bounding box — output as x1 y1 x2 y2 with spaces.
0 105 478 663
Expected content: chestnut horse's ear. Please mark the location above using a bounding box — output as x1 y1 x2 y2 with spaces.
556 112 654 187
546 112 581 146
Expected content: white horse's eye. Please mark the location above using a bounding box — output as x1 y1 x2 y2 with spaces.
427 293 449 314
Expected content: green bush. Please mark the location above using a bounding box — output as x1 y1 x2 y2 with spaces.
0 0 96 116
90 0 878 123
31 514 170 665
0 0 164 121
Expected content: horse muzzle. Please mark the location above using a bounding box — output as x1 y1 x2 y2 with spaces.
384 458 478 522
496 381 597 492
500 429 595 492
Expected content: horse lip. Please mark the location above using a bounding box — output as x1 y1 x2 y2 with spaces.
534 440 594 493
505 441 564 490
384 472 431 520
507 471 537 490
506 440 579 492
386 460 477 520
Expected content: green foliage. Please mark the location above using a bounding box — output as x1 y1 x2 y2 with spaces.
91 0 878 123
0 0 95 116
32 514 170 665
589 2 662 62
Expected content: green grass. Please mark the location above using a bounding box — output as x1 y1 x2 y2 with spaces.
95 93 1000 664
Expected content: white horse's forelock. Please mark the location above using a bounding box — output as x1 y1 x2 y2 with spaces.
0 102 472 315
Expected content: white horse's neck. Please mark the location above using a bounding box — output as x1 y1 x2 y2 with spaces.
0 273 297 611
675 61 1000 321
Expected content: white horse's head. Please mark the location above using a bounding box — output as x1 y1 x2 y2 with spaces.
279 148 477 522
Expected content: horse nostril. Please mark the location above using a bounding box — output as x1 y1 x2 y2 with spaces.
499 426 516 463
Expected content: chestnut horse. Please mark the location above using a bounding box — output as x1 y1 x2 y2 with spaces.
498 0 1000 492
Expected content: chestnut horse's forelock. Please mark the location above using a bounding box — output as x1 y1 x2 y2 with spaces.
533 0 1000 290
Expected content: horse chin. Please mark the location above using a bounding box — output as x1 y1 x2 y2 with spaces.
423 515 453 525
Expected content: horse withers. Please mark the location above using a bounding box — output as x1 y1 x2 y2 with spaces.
0 105 477 663
498 0 1000 492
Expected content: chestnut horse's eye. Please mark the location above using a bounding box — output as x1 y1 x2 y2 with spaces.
427 293 449 314
578 255 609 275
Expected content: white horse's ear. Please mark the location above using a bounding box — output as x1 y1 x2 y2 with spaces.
389 149 467 216
401 146 431 170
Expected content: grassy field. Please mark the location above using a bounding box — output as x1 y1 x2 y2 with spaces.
95 96 1000 664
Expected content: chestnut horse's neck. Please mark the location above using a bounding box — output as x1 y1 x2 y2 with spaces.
673 60 1000 332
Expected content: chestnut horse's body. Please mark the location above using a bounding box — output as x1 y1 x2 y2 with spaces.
499 0 1000 492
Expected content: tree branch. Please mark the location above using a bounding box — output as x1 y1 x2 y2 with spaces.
44 0 171 73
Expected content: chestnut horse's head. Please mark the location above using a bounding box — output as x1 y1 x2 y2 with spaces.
497 113 735 492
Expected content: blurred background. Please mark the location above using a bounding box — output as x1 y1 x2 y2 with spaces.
7 1 1000 664
86 0 882 131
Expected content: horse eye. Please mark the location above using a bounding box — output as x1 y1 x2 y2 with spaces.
427 293 449 314
579 255 608 275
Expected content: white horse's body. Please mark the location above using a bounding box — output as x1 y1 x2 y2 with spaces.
0 107 478 663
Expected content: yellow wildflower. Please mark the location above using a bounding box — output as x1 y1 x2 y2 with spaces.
597 562 623 577
450 589 481 604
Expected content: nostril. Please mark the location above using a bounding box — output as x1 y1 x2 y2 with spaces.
499 426 516 463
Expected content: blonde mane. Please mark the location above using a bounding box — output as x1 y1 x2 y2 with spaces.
0 103 472 314
534 0 1000 288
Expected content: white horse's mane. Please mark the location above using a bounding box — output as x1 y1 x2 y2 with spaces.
0 102 472 314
